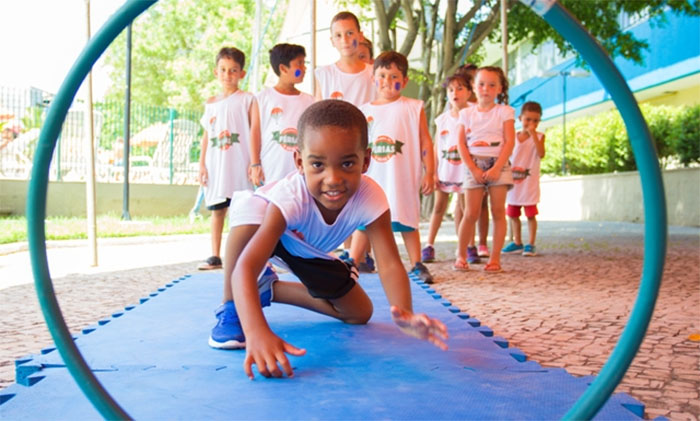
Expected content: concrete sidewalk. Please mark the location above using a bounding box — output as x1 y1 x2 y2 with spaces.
0 221 698 419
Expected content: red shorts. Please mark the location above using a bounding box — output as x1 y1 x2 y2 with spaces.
507 204 538 218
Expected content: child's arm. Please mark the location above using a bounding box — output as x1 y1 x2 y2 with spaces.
366 210 448 350
248 99 264 187
198 131 209 186
234 204 306 379
418 109 436 195
457 123 483 181
314 79 323 101
533 132 546 158
484 118 515 182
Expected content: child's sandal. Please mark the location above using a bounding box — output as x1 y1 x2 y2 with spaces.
453 257 469 272
483 262 503 273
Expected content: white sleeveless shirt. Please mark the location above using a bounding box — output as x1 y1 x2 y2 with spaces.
200 91 254 206
315 63 375 107
361 96 424 228
507 131 544 206
434 108 469 192
256 87 315 182
458 103 515 157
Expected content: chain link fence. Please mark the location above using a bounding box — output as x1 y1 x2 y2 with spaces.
0 86 202 184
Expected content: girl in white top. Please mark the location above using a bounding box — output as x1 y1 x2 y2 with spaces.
423 71 473 262
455 66 515 273
314 12 375 107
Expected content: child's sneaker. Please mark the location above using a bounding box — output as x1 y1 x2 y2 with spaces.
357 253 376 273
337 249 350 261
198 255 222 270
421 245 435 263
501 242 524 253
467 246 481 264
522 244 537 256
477 245 490 257
410 262 434 284
208 267 276 349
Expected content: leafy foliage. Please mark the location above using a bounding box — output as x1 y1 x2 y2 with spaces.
541 104 700 175
103 0 286 111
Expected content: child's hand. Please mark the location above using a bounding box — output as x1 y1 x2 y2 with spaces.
199 165 208 187
244 329 306 380
482 165 501 182
420 173 435 195
390 306 449 351
469 166 484 183
248 165 265 187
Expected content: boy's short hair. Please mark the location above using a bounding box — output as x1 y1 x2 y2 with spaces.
373 51 408 77
298 100 368 151
216 47 245 69
269 43 306 76
521 101 542 115
331 11 361 31
360 38 374 59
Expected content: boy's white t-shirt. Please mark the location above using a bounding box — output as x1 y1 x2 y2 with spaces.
256 87 315 182
458 103 515 157
200 91 255 206
507 131 544 206
361 96 423 229
315 63 375 107
434 105 472 192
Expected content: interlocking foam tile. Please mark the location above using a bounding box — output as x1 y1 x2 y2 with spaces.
1 272 644 420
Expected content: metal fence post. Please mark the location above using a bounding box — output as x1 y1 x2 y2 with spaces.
169 107 176 184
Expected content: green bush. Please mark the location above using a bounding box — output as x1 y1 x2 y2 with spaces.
541 104 700 175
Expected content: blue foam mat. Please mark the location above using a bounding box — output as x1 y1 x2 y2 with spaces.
1 273 644 420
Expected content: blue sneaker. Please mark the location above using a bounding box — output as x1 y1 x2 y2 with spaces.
522 244 537 256
502 242 524 253
337 249 350 261
410 262 434 284
421 245 435 263
357 253 376 273
467 246 481 264
208 268 275 349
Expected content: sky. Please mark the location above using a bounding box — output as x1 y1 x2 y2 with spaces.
1 0 126 100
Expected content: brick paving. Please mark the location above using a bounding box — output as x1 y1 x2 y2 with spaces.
0 222 698 420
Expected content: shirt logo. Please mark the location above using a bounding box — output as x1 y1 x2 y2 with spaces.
211 129 240 150
512 166 530 184
439 129 449 141
270 107 284 123
330 91 344 100
370 135 404 163
441 145 461 164
273 127 298 152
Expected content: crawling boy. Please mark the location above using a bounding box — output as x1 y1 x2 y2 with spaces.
209 100 448 379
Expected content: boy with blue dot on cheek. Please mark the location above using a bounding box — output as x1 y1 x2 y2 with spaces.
255 44 315 184
349 51 437 285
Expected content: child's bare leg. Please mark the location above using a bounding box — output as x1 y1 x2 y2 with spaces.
457 188 484 260
426 191 449 246
487 186 508 265
349 230 370 262
401 230 422 267
210 208 227 257
222 225 259 302
271 281 372 324
527 216 538 245
511 217 523 245
478 192 489 247
453 193 465 236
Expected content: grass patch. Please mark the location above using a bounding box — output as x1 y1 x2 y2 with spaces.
0 213 211 245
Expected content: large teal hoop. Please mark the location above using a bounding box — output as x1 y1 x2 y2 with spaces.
28 0 665 419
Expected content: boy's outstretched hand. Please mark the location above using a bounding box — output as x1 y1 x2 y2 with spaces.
390 306 449 350
244 329 306 380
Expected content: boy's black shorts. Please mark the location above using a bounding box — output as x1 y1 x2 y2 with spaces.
207 197 231 211
272 242 358 300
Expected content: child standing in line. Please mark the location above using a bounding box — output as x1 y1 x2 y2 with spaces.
256 43 315 184
197 47 261 270
422 70 473 263
454 66 515 273
502 101 545 256
208 100 448 374
314 11 375 106
348 51 437 284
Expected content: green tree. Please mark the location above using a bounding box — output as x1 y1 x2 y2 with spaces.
103 0 286 111
352 0 699 129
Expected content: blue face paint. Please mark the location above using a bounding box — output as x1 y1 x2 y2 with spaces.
394 82 401 91
294 69 301 77
375 80 379 87
353 39 358 48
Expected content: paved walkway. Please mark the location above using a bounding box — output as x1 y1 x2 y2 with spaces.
0 221 698 420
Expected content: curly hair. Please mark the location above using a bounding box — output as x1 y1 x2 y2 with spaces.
298 100 368 150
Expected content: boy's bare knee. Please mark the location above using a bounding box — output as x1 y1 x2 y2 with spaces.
341 302 373 325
